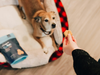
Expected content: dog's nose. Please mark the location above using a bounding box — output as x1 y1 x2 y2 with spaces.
52 23 56 28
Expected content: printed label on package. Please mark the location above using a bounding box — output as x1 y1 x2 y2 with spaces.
0 33 28 65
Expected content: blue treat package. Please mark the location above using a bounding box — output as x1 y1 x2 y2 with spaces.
0 33 28 65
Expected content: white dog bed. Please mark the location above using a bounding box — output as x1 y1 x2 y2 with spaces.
0 0 63 68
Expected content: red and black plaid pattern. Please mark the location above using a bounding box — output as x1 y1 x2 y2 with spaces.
0 0 68 68
49 0 68 62
0 63 11 68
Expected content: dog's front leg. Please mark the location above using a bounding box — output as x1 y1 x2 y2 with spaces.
34 37 48 54
51 34 58 50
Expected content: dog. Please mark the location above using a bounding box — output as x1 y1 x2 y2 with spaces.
18 0 57 54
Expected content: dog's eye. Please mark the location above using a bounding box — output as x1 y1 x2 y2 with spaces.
45 19 48 22
53 17 55 19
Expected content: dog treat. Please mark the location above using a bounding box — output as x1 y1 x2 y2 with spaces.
64 30 72 37
17 49 24 55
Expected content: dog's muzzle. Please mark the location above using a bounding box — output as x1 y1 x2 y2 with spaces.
40 23 52 35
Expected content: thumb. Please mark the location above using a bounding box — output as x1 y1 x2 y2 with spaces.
67 34 73 42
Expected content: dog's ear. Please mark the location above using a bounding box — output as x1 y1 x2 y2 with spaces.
34 16 42 23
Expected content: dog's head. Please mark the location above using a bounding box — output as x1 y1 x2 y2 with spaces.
33 11 56 35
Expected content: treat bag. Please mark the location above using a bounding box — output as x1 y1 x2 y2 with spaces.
0 33 28 65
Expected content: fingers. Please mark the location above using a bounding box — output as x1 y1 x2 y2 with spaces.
67 34 73 42
72 36 77 43
63 34 77 46
63 37 68 46
67 34 77 43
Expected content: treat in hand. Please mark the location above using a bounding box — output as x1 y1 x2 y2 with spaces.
64 30 72 37
63 30 80 55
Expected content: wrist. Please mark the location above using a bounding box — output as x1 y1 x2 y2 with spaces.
71 47 80 54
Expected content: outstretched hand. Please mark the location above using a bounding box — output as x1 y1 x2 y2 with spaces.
63 34 80 55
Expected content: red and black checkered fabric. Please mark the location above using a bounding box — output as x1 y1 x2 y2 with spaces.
0 0 68 68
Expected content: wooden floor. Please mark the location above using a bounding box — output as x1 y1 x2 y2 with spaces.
1 0 100 75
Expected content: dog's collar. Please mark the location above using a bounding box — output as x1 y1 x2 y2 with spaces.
40 23 51 35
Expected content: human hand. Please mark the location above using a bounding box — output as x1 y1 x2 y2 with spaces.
63 34 80 55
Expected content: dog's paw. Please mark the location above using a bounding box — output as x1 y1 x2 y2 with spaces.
43 48 48 54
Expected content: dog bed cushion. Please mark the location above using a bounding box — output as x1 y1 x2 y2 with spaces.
0 0 68 69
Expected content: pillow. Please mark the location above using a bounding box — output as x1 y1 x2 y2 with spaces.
0 0 68 69
0 0 63 68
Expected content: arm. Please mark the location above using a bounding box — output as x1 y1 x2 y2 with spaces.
63 34 100 75
72 49 100 75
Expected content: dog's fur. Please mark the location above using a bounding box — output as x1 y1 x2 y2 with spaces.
18 0 57 53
